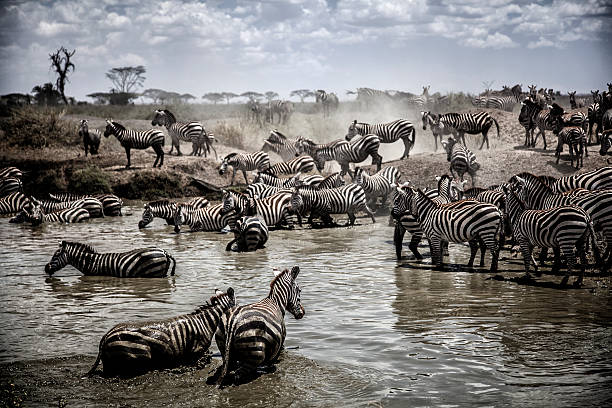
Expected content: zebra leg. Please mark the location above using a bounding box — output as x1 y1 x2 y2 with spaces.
242 170 249 185
430 236 444 270
153 144 164 168
408 232 424 260
394 223 406 259
559 246 577 287
518 237 535 278
401 138 412 159
468 240 479 267
124 147 131 169
230 168 236 186
479 129 489 150
345 212 356 227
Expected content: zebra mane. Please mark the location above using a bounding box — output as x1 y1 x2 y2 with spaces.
111 121 126 131
62 241 97 253
162 109 176 122
268 268 291 294
512 172 554 193
223 152 238 161
191 288 234 314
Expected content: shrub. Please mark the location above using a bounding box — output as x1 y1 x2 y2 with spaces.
68 166 112 195
0 106 77 148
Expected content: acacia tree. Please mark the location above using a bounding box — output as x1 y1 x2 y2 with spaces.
264 91 279 102
49 46 75 105
240 91 263 102
32 83 61 105
290 89 314 103
202 92 224 104
106 66 146 93
221 92 238 104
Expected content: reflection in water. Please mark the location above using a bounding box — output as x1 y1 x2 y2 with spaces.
0 204 611 406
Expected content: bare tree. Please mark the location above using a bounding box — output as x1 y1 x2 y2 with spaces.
106 66 146 93
481 80 494 96
290 89 314 103
49 46 75 105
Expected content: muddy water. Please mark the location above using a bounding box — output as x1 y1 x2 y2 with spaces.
1 204 611 407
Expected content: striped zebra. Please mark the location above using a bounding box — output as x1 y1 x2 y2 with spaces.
471 96 488 108
226 216 269 252
0 177 22 197
212 266 304 387
421 111 453 151
49 193 123 216
354 166 400 210
35 197 104 218
79 119 101 156
0 167 22 180
503 183 598 287
219 151 271 185
346 119 416 159
531 106 558 150
21 203 89 226
173 203 239 233
315 90 339 117
267 100 294 124
518 99 541 147
88 287 235 376
435 112 500 150
406 86 430 109
587 102 600 143
221 190 295 229
138 197 209 228
104 120 165 168
554 126 586 169
316 172 345 189
290 181 375 226
151 109 215 158
296 135 382 179
600 131 611 158
0 192 29 215
568 91 586 109
411 188 502 272
485 88 522 112
355 88 393 109
253 172 324 188
264 155 315 176
441 136 480 185
45 241 176 277
261 129 300 161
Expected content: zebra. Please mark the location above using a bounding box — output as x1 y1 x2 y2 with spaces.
441 136 480 186
434 112 500 149
212 266 304 387
253 172 324 188
226 216 269 252
0 177 22 197
600 131 611 158
173 203 239 233
290 181 375 227
355 87 393 109
0 192 29 215
103 120 165 168
0 167 22 180
485 92 521 112
471 96 488 108
410 188 502 272
20 203 90 226
421 111 453 151
315 172 345 189
518 98 542 147
48 193 123 216
553 126 586 169
346 119 416 159
151 109 214 157
568 91 586 109
267 100 294 124
315 90 339 117
138 198 209 228
261 129 300 161
354 166 400 211
587 102 600 143
599 109 612 139
78 119 101 156
87 288 235 376
503 183 599 287
35 197 104 218
264 155 316 176
221 190 295 229
406 86 431 109
219 151 270 185
44 241 176 277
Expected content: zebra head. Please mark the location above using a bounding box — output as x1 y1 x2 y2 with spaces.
172 203 183 233
210 287 236 310
79 119 88 133
391 183 413 219
315 90 325 103
591 90 600 102
45 242 69 275
28 201 44 226
345 120 360 141
289 185 305 213
138 203 153 229
103 119 122 138
221 190 254 215
151 110 168 127
440 137 456 161
271 266 305 319
219 153 237 175
354 167 366 186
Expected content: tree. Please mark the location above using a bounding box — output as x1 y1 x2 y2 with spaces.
106 66 146 93
221 92 238 104
240 91 263 102
32 83 61 106
290 89 314 103
202 92 224 104
264 91 279 102
142 88 166 104
49 46 75 105
181 93 196 103
86 92 111 105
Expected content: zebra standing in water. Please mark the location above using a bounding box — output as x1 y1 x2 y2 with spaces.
79 119 101 156
421 111 454 151
45 241 176 277
0 192 29 215
18 203 89 225
354 166 400 211
35 197 104 218
435 112 500 149
219 152 271 185
104 120 165 168
226 216 269 252
221 190 295 229
264 155 315 176
211 266 304 387
173 203 239 233
441 136 480 186
346 119 416 159
138 198 209 228
315 90 339 117
88 288 235 376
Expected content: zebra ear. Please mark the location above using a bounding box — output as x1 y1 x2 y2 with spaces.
60 240 66 247
435 175 441 181
273 268 283 277
226 287 235 300
290 266 300 280
353 120 357 125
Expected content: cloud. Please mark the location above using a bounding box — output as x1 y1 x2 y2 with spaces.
527 37 559 49
34 21 76 36
463 32 518 48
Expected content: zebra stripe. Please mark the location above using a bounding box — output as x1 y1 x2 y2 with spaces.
151 109 215 157
518 99 540 147
173 203 238 233
346 119 416 159
219 151 271 185
436 111 500 150
0 177 22 197
87 288 235 376
221 190 294 229
264 155 316 176
587 102 600 143
261 130 300 161
0 167 22 180
139 198 209 228
554 126 586 169
253 172 324 189
79 119 101 156
36 197 104 218
44 241 176 277
48 193 122 216
0 192 29 215
226 216 269 252
21 203 89 226
104 120 165 168
441 137 480 185
213 267 304 386
485 94 520 112
354 166 400 210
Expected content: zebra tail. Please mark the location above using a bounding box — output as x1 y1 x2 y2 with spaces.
493 118 500 138
410 127 416 145
217 313 237 387
86 334 106 376
587 220 604 271
165 251 176 276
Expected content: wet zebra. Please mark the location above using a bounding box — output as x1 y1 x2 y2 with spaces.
354 166 400 210
0 167 22 180
219 152 270 185
315 90 339 117
49 193 122 216
554 126 586 169
264 155 315 176
346 119 416 159
0 177 22 197
226 216 269 252
421 111 453 151
290 182 375 226
138 197 209 228
19 203 89 226
87 288 235 376
253 172 324 188
151 109 215 157
172 203 238 233
261 130 300 161
435 112 499 149
212 266 304 386
36 197 104 218
104 120 165 168
221 190 295 229
45 241 176 277
503 183 599 287
0 192 29 215
79 119 101 156
441 136 480 185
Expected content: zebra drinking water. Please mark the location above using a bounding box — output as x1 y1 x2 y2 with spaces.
18 202 90 226
138 197 209 228
87 288 235 376
219 152 271 185
45 241 176 278
346 119 416 159
104 120 165 168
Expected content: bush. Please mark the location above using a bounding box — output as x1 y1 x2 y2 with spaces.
68 166 112 195
0 106 77 148
213 121 246 149
114 171 189 200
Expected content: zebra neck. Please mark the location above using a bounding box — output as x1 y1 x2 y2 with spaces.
66 251 102 275
268 285 288 316
193 306 223 337
112 130 125 142
505 196 525 223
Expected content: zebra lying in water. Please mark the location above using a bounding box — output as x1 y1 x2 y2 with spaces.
210 266 304 387
45 241 176 277
87 288 235 377
226 216 269 252
48 193 123 216
138 197 209 228
14 202 90 225
34 196 104 218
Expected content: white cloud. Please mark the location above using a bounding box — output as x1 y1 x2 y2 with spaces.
34 21 76 36
105 12 130 28
463 32 518 48
527 37 558 49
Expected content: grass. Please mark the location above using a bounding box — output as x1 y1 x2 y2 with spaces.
0 107 78 149
67 166 113 195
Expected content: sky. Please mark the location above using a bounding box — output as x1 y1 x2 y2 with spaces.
0 0 610 102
